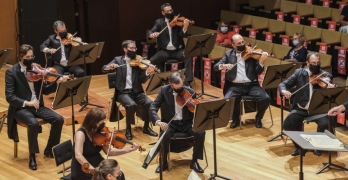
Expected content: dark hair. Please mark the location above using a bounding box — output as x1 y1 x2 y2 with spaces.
292 32 305 45
92 159 119 180
53 20 65 30
81 108 106 138
306 52 320 62
217 20 230 32
18 44 34 59
121 40 135 49
161 3 171 11
169 72 183 84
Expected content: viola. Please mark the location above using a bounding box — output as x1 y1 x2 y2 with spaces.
176 89 200 113
129 55 161 73
25 63 66 83
169 14 195 27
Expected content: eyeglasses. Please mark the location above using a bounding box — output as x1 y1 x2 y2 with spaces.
234 41 245 46
23 55 35 60
127 47 137 51
163 9 174 13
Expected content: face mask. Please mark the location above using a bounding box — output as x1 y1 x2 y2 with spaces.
165 12 174 20
236 44 246 52
173 86 184 94
127 50 136 59
292 40 299 46
309 64 321 74
23 59 34 68
97 122 105 132
59 31 68 38
220 27 228 33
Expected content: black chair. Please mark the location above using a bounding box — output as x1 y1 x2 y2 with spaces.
0 114 7 133
52 140 73 180
164 59 183 72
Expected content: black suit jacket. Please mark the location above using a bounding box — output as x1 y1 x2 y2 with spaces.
149 85 195 125
40 34 72 65
278 68 332 110
149 18 187 51
5 63 56 141
102 56 150 121
213 49 264 83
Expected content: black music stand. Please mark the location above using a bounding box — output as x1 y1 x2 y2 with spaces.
307 87 348 174
0 48 13 68
52 76 91 141
263 63 301 142
193 98 233 180
145 69 186 95
67 42 105 112
184 33 217 98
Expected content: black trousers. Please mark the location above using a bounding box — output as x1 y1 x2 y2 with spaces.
162 121 205 163
283 106 330 149
53 63 85 78
117 90 152 125
150 49 193 82
224 81 271 121
14 107 64 154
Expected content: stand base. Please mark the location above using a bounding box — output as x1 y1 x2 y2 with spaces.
208 174 232 180
316 162 348 174
79 100 105 112
197 93 219 99
267 132 284 142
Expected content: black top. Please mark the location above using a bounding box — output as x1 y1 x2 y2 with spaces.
341 5 348 21
284 46 308 63
71 128 104 180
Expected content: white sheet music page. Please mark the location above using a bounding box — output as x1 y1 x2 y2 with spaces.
188 170 202 180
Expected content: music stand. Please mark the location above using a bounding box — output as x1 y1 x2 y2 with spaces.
67 42 105 112
145 69 186 95
184 33 217 98
263 63 301 142
52 76 91 141
193 98 233 180
0 48 13 68
307 87 348 174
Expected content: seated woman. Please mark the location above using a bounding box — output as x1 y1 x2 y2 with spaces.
71 108 139 180
92 159 124 180
283 32 307 63
215 20 235 47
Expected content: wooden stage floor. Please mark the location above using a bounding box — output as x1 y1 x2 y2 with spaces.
1 65 348 180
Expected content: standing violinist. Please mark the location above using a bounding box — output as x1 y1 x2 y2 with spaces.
102 40 158 140
40 20 85 78
213 34 270 129
72 108 136 180
279 52 335 157
149 72 205 173
149 3 193 87
5 44 66 170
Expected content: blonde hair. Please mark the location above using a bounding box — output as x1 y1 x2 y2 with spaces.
292 32 305 45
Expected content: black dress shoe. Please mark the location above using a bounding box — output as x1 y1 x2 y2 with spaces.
230 120 240 128
44 148 54 158
291 148 307 156
313 150 322 156
155 163 168 173
29 154 37 170
255 117 262 128
190 161 204 173
143 126 158 137
125 129 133 140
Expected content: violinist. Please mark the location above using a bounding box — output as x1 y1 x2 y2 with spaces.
213 34 270 129
40 20 85 78
71 108 133 180
149 72 205 173
279 52 336 157
148 3 193 87
102 40 158 140
5 44 66 170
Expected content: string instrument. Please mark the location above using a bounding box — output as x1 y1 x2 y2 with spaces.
25 63 69 83
56 32 86 51
154 14 194 37
176 89 200 113
129 55 161 73
241 45 270 60
291 72 335 96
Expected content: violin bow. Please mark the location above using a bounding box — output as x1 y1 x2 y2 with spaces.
226 45 258 72
106 127 115 159
55 31 78 52
155 14 181 37
291 72 325 96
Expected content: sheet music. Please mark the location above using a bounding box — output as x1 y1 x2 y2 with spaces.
300 134 344 149
187 170 202 180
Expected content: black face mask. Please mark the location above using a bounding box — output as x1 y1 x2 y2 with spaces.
23 59 34 68
59 31 68 38
236 44 246 52
165 12 174 20
309 64 321 74
127 50 136 59
97 122 105 132
173 86 184 94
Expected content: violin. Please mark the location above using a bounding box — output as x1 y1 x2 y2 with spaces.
176 89 200 113
169 14 195 27
25 63 67 83
129 55 161 73
241 46 270 60
309 73 335 88
61 32 85 46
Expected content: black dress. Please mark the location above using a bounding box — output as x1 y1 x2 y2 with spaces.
71 128 104 180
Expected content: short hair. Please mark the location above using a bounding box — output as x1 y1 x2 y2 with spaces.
217 20 230 32
306 52 320 62
169 72 183 84
231 34 242 44
121 40 135 49
18 44 33 59
92 159 119 180
292 32 305 45
53 20 65 30
161 3 171 11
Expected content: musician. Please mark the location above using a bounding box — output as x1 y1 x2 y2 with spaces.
149 72 205 173
72 108 134 180
215 20 235 47
279 52 335 156
149 3 193 86
5 44 66 170
213 34 270 129
102 40 158 140
92 159 124 180
328 101 348 116
283 32 307 63
40 20 85 78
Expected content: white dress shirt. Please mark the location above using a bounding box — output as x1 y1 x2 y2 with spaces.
20 63 38 107
297 68 313 110
172 91 183 120
233 52 251 83
165 18 187 50
124 56 133 89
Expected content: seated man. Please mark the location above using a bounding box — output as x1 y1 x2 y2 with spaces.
279 52 335 156
213 34 270 129
149 72 205 173
339 5 348 33
40 20 85 78
102 40 157 140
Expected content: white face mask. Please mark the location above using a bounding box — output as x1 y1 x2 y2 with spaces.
220 27 228 33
